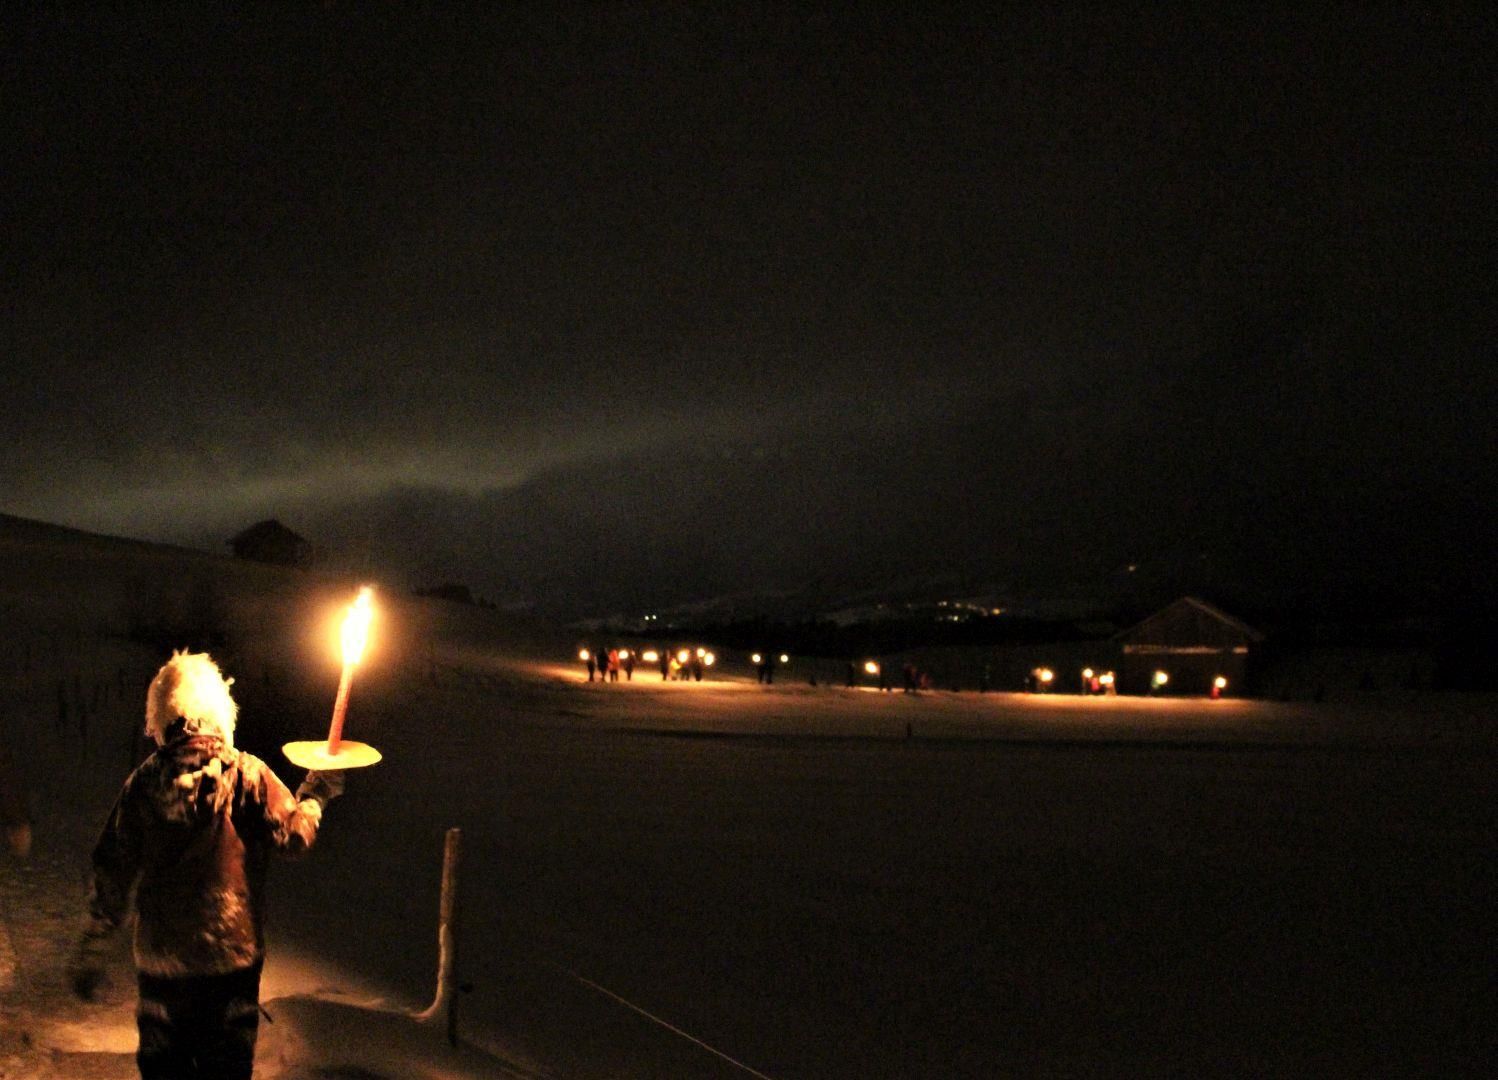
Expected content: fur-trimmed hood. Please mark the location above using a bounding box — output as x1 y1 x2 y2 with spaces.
145 651 238 747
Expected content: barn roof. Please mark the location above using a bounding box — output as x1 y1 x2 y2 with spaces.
1114 596 1265 648
230 518 306 545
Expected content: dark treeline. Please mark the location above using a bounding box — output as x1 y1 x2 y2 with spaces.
670 613 1103 661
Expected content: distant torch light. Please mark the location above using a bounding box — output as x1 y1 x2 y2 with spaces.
579 649 590 661
1153 670 1170 687
1214 676 1227 690
751 653 763 665
696 647 706 659
779 654 789 664
704 652 716 667
864 660 880 676
1082 668 1094 679
677 649 691 664
1039 668 1054 683
642 650 659 663
619 649 630 660
1099 672 1115 686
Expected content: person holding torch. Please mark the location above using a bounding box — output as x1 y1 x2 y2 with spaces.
68 647 348 1080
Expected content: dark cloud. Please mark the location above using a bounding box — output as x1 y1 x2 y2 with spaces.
3 6 1494 616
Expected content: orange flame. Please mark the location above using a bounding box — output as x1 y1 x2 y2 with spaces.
340 586 376 668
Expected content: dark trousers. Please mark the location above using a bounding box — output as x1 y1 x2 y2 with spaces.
136 963 262 1080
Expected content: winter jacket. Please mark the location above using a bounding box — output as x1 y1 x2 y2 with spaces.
81 728 329 978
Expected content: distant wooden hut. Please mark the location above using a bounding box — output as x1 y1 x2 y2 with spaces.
228 519 312 567
1114 596 1263 696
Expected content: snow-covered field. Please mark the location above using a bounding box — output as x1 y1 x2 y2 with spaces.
2 516 1495 1077
281 667 1495 1078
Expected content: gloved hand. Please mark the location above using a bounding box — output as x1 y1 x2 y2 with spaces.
296 769 346 809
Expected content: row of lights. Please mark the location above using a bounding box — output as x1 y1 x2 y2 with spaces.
581 651 1229 696
580 647 717 667
1153 671 1230 693
1032 666 1228 694
1031 667 1117 687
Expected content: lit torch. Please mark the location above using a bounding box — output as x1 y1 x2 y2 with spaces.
284 585 384 770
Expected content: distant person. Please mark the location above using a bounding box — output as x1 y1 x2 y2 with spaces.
585 650 597 682
659 652 670 680
691 655 704 682
1 739 30 858
623 651 636 681
607 648 620 683
68 651 345 1080
845 661 857 688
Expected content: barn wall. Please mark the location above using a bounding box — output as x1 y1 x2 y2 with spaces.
1119 647 1249 696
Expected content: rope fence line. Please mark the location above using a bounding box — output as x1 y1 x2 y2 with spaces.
549 961 778 1080
418 826 775 1077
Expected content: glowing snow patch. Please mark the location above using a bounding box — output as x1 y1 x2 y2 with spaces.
0 919 15 991
38 1017 139 1054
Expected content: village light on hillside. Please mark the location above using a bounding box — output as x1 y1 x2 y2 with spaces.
285 585 383 770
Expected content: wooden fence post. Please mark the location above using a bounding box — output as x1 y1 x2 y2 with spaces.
414 826 462 1046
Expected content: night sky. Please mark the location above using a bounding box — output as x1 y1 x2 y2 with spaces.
4 6 1494 619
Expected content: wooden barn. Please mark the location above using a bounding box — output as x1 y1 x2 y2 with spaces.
227 519 312 567
1115 596 1263 696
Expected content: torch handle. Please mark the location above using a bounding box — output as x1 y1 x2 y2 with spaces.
327 665 354 755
